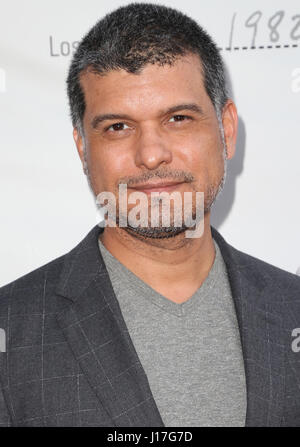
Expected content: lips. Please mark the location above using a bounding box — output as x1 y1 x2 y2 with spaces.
130 181 184 193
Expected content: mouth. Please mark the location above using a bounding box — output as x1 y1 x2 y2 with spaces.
129 181 185 194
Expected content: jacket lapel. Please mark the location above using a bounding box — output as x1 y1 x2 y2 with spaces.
54 223 284 427
55 224 164 427
211 227 285 427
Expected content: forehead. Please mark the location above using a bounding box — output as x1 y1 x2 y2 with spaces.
79 53 212 118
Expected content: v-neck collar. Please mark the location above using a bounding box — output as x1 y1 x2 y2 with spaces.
98 237 223 317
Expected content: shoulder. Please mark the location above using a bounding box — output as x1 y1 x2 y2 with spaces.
0 254 66 312
212 226 300 297
0 224 102 315
234 245 300 287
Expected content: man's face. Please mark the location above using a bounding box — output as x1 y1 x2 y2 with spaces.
74 53 237 237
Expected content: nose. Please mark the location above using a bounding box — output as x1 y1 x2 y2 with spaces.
134 124 172 170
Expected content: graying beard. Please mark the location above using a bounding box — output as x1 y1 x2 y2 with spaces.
123 223 188 239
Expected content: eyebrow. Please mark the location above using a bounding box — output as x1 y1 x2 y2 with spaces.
91 103 205 129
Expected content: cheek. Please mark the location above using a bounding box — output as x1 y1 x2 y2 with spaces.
87 143 132 190
174 129 225 192
176 128 223 170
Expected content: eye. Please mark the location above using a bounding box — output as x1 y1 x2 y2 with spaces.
106 122 130 132
168 114 192 123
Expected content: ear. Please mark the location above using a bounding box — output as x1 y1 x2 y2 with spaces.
222 99 238 160
73 127 87 174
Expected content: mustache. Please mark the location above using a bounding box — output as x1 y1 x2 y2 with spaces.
117 169 195 187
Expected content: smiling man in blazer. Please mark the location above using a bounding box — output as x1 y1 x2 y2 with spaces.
0 2 300 427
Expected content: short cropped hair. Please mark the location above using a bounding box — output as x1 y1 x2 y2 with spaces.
66 2 228 134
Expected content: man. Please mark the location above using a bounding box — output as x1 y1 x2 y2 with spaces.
0 2 299 427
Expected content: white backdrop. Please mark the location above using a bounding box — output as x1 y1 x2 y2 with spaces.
0 0 300 286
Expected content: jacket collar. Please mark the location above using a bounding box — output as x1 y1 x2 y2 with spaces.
211 227 284 426
55 224 284 427
56 224 164 426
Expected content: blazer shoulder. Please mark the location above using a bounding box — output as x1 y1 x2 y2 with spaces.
0 253 66 307
212 227 300 289
230 243 300 293
0 225 103 312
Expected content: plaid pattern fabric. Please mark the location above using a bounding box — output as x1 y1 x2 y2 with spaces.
0 224 300 426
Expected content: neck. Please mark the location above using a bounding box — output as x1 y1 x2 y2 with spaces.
99 213 215 303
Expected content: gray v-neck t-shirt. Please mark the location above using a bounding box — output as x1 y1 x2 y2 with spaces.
98 237 247 427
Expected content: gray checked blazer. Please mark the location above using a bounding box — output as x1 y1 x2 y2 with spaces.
0 224 300 427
